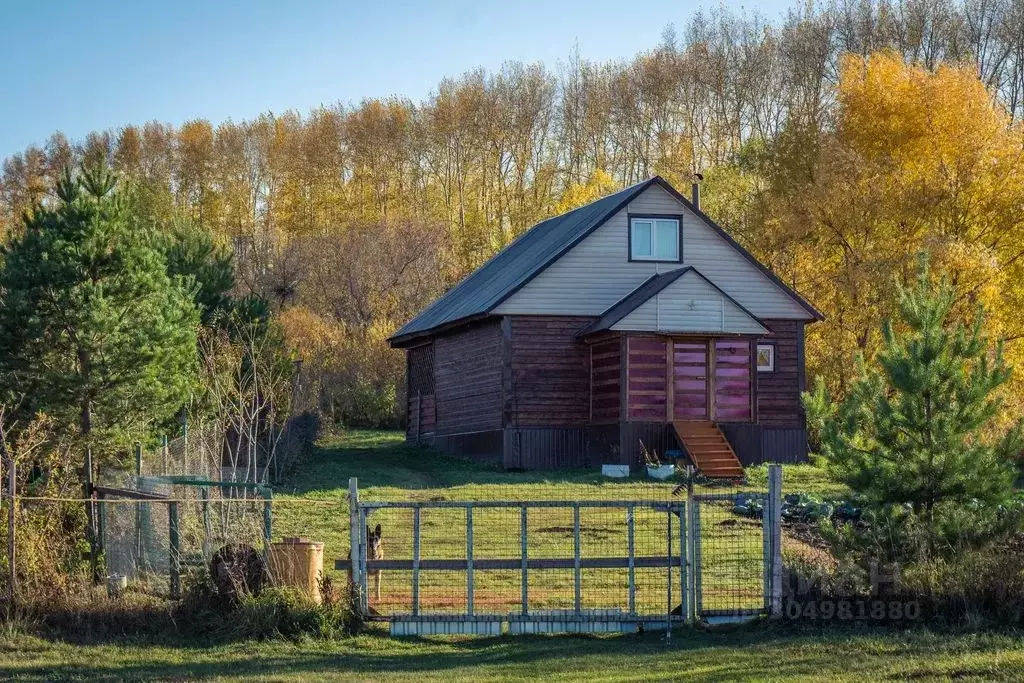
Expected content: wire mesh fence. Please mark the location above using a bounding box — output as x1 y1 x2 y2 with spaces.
133 412 319 485
350 501 690 619
340 467 783 630
96 477 273 598
3 457 781 633
692 493 769 617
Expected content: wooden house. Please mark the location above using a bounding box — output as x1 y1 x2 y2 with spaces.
389 177 822 474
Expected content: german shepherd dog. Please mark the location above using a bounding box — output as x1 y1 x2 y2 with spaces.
366 523 384 602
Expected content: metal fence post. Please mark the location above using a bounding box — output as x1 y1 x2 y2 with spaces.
168 501 180 599
358 507 368 614
626 505 636 616
686 467 697 623
573 505 582 615
692 498 702 620
666 506 673 623
768 464 783 617
466 506 474 616
161 435 168 475
679 501 687 624
348 478 362 609
412 505 421 616
520 506 528 616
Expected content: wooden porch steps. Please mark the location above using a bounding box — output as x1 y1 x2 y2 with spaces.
671 421 744 479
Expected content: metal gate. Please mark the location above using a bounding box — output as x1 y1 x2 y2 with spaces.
691 466 783 623
337 466 781 635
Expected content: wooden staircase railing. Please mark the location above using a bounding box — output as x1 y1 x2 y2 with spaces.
671 421 744 479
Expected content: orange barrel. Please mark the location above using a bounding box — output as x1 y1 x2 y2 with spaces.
268 536 325 603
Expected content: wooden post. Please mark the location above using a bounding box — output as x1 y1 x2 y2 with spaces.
134 442 143 562
626 505 635 615
200 488 212 559
666 339 675 421
573 504 581 615
412 505 421 616
6 456 15 610
168 501 180 599
768 464 783 617
263 489 273 551
84 446 99 584
520 506 528 616
706 339 715 422
466 506 474 616
348 478 362 607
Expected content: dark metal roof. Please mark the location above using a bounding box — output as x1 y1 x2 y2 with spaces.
576 266 766 337
389 178 660 346
389 176 823 347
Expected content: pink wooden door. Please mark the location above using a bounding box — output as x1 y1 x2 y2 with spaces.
713 339 752 421
673 340 709 420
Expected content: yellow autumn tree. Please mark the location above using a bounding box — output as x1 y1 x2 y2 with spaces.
553 169 618 214
776 51 1024 420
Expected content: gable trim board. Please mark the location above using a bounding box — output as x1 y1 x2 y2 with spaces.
389 176 822 348
578 267 768 338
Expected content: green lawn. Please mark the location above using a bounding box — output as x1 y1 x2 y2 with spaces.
273 430 840 616
3 627 1024 681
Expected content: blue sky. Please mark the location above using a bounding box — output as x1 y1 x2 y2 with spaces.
0 0 790 158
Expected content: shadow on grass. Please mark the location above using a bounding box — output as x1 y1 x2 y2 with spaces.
0 627 909 682
280 430 663 497
6 625 1021 682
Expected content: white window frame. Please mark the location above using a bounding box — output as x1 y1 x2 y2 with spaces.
756 343 775 372
629 216 680 262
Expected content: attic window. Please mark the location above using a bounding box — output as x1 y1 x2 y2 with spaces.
630 217 680 261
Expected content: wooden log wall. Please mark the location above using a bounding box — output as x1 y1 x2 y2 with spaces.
626 336 668 421
713 339 753 422
407 394 436 439
589 339 621 422
756 320 805 427
506 316 594 426
434 320 503 434
406 343 436 440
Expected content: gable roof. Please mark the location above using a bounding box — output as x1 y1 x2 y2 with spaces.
389 176 823 347
577 266 767 337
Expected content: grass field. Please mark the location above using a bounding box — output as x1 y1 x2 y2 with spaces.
272 430 840 616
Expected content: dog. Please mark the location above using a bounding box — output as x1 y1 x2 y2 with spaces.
366 523 384 602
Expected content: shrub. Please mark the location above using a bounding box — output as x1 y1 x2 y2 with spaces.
219 587 354 640
901 549 1024 627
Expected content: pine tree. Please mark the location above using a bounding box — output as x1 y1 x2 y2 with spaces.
810 259 1022 558
0 164 199 456
159 218 236 327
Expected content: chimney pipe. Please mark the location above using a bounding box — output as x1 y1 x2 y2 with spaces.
691 172 704 211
